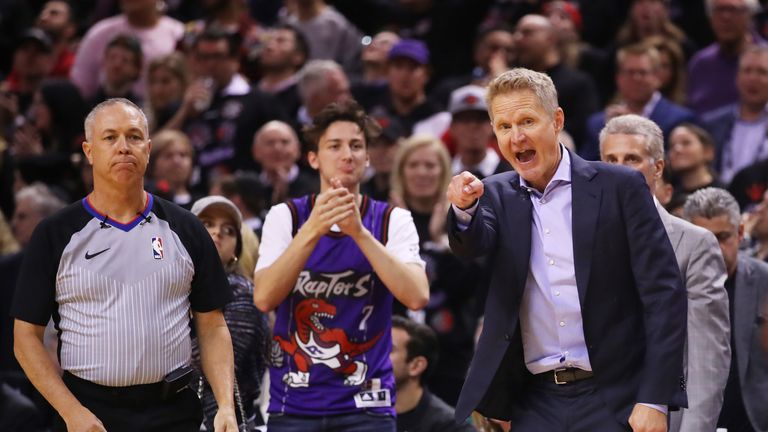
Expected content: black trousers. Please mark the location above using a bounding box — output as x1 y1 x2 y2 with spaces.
54 372 202 432
510 375 631 432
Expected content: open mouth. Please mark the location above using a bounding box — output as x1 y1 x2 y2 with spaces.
310 312 334 331
516 150 536 163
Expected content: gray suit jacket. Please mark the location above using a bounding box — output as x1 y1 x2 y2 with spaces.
734 254 768 432
659 206 731 432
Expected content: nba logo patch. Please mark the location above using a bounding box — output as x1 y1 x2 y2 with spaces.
151 237 164 260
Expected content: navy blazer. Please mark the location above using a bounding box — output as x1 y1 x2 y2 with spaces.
448 151 687 425
580 96 697 161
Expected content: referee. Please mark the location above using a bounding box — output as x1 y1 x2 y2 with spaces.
11 99 239 432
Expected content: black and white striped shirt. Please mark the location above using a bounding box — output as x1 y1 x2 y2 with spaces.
11 193 231 386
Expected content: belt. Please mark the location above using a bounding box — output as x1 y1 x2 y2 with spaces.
535 368 594 385
62 371 167 404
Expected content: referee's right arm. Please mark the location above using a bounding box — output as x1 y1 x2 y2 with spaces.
14 320 106 431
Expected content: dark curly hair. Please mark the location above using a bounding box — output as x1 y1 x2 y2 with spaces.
302 99 381 152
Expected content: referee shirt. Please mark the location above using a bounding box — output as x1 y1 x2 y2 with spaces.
11 193 231 387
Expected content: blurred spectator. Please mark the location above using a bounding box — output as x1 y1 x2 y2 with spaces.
543 1 611 104
281 0 363 76
296 59 351 124
684 188 768 432
584 42 695 160
146 52 189 132
668 123 723 199
728 158 768 211
687 0 764 117
391 316 475 432
210 173 267 234
250 120 319 209
430 25 514 108
0 183 65 431
2 29 55 116
91 34 144 107
390 134 479 405
702 45 768 184
513 14 599 153
1 183 65 383
744 190 768 262
168 27 253 189
181 0 263 81
190 196 269 430
361 116 406 202
357 39 439 135
615 0 696 56
70 0 184 100
646 35 688 105
446 85 510 177
256 24 310 119
656 165 679 214
360 31 400 86
35 0 77 78
146 129 199 209
11 79 87 160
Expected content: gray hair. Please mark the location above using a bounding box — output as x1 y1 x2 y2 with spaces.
297 60 344 102
486 68 558 118
599 114 664 162
84 98 148 142
683 187 741 229
705 0 760 15
15 183 66 218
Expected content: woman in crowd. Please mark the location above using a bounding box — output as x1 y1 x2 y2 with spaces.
389 134 480 406
668 123 723 197
146 130 198 209
647 35 687 105
146 52 188 132
13 79 88 158
190 196 269 430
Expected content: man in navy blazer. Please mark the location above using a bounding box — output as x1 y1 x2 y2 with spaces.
446 68 687 431
581 43 696 161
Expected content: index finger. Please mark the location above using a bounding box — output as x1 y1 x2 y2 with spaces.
460 171 477 185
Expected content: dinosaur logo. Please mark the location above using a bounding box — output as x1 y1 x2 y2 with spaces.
274 298 382 388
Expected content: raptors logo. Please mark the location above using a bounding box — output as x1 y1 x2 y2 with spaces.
274 298 382 388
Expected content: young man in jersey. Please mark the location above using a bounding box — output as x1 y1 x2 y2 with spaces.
12 98 238 432
254 100 429 431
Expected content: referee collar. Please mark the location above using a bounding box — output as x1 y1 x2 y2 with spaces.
82 192 153 232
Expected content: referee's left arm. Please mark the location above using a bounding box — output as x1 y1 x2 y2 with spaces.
195 309 238 430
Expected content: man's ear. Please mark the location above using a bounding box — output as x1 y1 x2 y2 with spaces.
307 151 319 170
82 140 93 165
654 158 665 179
554 107 564 133
407 356 428 379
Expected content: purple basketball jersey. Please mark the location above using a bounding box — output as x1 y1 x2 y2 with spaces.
268 195 397 416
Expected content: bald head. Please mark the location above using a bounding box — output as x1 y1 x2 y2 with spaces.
514 15 557 70
252 120 301 173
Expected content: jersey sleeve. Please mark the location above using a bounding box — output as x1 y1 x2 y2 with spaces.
11 220 61 326
254 203 293 272
385 207 426 268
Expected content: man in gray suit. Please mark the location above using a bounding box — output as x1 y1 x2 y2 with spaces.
599 115 731 432
685 187 768 432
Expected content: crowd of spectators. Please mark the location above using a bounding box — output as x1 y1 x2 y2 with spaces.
2 0 768 431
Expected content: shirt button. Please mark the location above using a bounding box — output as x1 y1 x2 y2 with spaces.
564 351 569 356
549 259 555 265
559 321 566 327
544 228 550 234
555 291 561 296
540 199 547 204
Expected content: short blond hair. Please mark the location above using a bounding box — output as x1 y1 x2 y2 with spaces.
486 68 559 118
390 134 452 207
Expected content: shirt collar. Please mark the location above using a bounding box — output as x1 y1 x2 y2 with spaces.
642 91 662 118
452 148 500 178
220 74 250 97
519 144 571 196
